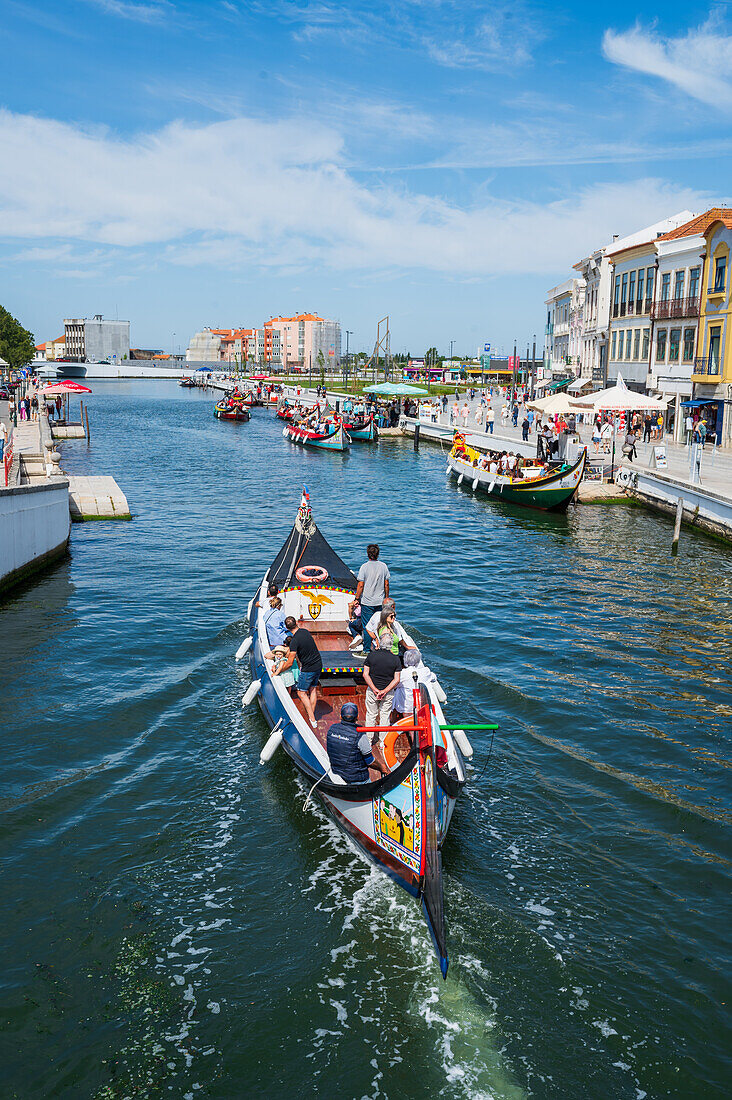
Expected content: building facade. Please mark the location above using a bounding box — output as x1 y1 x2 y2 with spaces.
693 214 732 446
572 246 611 390
544 279 584 377
64 315 130 363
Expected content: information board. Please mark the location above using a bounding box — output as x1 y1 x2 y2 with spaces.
652 445 667 469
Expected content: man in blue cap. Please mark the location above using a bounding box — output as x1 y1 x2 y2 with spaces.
326 703 388 784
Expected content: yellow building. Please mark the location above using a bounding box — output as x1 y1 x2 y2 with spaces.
693 213 732 447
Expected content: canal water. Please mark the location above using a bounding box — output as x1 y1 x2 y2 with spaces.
3 382 730 1099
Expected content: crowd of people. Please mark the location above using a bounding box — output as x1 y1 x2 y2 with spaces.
260 543 440 785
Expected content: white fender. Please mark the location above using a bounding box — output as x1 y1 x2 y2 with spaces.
457 474 464 485
452 728 474 759
259 728 282 764
283 427 288 437
236 635 253 660
446 464 452 476
245 597 254 623
242 679 261 706
472 478 479 491
431 681 447 704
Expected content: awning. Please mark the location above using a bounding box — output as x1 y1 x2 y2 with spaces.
680 399 724 407
568 378 592 392
548 378 571 392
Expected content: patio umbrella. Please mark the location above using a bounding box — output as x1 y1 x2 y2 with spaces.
572 373 668 411
40 381 92 394
363 382 428 396
527 392 581 414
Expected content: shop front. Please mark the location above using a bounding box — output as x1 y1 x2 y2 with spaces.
680 398 726 445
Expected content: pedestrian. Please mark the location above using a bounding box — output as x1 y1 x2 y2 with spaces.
451 400 459 425
512 404 519 428
354 544 390 655
684 412 694 445
527 409 534 433
521 415 529 442
474 404 484 429
623 428 638 462
591 421 601 453
486 406 495 434
643 415 652 443
461 402 469 427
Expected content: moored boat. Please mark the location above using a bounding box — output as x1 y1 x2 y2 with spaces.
447 432 586 512
284 420 349 451
239 491 484 976
343 414 378 441
179 376 197 388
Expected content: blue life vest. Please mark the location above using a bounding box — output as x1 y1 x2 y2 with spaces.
327 721 372 784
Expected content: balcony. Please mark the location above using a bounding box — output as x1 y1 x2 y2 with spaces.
652 296 700 320
693 356 720 376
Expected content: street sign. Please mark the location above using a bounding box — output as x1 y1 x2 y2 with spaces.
483 343 491 356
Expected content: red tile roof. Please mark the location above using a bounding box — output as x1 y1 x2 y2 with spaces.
657 208 732 241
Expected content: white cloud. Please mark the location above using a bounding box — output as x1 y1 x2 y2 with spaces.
0 109 709 276
86 0 172 23
603 16 732 110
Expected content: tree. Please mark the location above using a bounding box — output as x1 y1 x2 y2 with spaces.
317 349 326 383
0 305 35 370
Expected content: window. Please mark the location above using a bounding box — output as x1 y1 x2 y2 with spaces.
674 271 685 300
613 275 621 315
642 329 650 359
633 329 641 359
637 269 644 309
621 273 628 308
611 331 617 359
709 325 721 372
646 268 655 304
617 331 624 359
660 273 671 302
656 328 667 361
668 328 681 361
683 328 695 361
689 266 700 299
714 255 727 293
629 271 636 305
626 331 633 359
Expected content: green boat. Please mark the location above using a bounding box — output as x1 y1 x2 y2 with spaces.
447 435 586 513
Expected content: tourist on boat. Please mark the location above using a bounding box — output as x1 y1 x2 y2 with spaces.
393 648 436 717
363 599 416 655
363 638 403 727
274 617 323 729
346 596 363 648
326 703 388 783
263 596 288 647
355 545 390 655
269 644 299 689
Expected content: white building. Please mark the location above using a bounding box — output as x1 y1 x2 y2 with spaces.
572 246 612 392
606 211 696 390
544 278 585 377
64 315 130 363
186 328 225 362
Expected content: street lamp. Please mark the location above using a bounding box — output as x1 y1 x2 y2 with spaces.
345 329 352 392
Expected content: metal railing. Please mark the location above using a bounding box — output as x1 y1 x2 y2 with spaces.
652 296 700 320
693 357 720 376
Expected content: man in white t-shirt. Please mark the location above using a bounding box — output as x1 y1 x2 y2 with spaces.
354 544 390 654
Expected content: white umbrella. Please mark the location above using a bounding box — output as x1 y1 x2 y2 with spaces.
572 372 669 411
527 392 581 414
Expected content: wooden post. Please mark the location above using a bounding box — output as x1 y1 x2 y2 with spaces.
413 422 420 451
672 496 683 556
84 406 90 441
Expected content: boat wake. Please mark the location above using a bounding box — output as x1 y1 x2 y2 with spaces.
295 778 527 1100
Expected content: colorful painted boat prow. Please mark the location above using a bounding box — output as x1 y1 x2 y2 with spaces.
244 490 487 976
343 415 378 441
284 421 349 451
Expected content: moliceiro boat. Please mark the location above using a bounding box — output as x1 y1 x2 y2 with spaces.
284 421 349 451
240 491 488 976
447 432 586 512
214 397 251 421
343 414 378 441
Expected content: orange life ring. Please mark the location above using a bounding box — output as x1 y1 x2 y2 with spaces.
295 564 328 583
382 717 414 768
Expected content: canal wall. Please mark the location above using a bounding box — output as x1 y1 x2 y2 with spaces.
0 478 71 594
618 465 732 544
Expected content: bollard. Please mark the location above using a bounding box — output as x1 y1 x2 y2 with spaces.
672 496 683 556
413 422 420 451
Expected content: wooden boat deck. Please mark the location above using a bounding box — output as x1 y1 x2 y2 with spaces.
288 618 383 777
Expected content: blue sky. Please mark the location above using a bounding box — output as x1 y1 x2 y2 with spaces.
1 0 731 356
